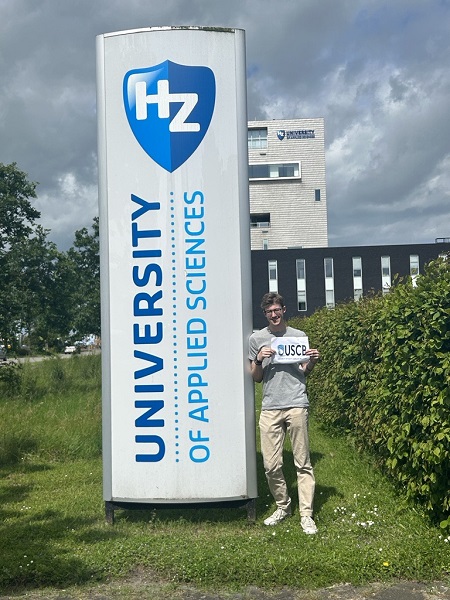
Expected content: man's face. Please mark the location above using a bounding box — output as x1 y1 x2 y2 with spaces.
264 303 285 328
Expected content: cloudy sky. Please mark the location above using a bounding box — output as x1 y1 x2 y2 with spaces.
1 0 449 249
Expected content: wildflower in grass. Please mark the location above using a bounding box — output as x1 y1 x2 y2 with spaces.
383 561 389 567
358 520 375 528
334 506 347 515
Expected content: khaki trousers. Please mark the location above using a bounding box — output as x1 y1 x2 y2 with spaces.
259 407 315 517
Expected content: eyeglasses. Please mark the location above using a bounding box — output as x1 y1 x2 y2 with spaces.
264 308 283 315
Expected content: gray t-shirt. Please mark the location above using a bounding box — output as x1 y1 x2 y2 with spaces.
248 326 309 410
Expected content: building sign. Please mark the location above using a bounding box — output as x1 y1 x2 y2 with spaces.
277 129 315 140
96 27 257 504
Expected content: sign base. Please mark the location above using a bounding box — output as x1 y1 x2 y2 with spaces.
105 499 256 525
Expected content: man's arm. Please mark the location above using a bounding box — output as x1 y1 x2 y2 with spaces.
250 353 264 383
249 345 274 383
302 348 320 375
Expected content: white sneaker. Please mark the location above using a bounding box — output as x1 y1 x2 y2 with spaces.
264 507 291 526
301 516 318 534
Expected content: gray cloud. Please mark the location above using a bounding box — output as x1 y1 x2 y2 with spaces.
1 0 449 249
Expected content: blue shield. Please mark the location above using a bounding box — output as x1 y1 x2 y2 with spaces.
124 60 216 172
277 130 286 141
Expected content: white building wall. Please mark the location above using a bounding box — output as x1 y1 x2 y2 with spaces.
248 118 328 250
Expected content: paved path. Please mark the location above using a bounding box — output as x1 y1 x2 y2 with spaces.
1 579 449 600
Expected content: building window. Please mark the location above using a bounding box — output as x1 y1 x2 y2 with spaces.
410 255 419 287
250 213 270 228
352 256 363 301
249 162 301 180
315 189 321 202
381 256 391 294
296 259 307 311
268 260 278 292
262 238 269 250
296 258 306 280
248 128 267 149
324 258 335 308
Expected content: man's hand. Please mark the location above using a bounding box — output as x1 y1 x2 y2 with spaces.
305 348 320 363
303 348 320 374
256 345 275 363
250 345 275 382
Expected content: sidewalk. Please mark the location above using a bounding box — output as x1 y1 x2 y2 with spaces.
1 579 449 600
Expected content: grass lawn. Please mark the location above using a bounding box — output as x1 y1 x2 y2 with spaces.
1 355 449 595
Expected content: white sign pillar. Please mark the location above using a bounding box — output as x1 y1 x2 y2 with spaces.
96 27 257 512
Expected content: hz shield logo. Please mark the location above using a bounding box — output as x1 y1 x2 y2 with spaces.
277 130 286 141
124 60 216 172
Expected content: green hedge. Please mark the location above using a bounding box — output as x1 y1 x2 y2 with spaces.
290 256 450 526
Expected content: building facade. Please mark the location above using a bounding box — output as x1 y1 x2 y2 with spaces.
251 242 450 328
248 118 328 250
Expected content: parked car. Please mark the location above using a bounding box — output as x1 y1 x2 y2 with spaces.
64 345 76 354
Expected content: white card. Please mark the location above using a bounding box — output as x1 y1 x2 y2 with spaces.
271 336 310 364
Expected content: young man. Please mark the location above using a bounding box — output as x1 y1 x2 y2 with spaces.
249 292 319 534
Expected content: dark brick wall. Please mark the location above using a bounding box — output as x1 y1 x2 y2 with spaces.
251 243 450 329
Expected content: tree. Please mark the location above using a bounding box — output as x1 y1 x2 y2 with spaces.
12 226 73 350
0 163 41 346
66 217 100 338
0 162 40 251
0 163 101 351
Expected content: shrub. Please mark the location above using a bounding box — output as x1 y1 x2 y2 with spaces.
0 361 23 398
296 257 450 524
